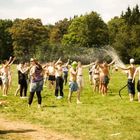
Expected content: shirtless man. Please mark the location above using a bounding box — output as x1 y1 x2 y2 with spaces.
1 57 15 96
132 63 140 102
77 61 84 94
99 60 115 96
77 61 94 94
120 58 136 101
68 61 81 104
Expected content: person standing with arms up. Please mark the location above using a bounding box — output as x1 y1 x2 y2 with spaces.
99 60 115 96
28 58 44 108
54 58 64 99
1 56 15 96
68 61 81 104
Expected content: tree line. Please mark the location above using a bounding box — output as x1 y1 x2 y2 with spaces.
0 5 140 63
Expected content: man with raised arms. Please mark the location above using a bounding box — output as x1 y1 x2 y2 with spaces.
99 60 115 96
68 61 81 104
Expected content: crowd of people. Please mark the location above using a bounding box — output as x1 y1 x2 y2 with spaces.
0 56 140 108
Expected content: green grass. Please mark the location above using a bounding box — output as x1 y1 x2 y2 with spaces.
0 65 140 140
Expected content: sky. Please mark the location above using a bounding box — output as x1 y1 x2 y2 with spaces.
0 0 139 25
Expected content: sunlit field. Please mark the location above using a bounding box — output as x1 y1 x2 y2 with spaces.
0 65 140 140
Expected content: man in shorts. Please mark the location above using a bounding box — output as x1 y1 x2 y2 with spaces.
120 58 136 101
132 63 140 102
68 61 81 104
99 60 115 96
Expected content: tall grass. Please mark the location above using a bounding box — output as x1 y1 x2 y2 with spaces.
0 65 140 140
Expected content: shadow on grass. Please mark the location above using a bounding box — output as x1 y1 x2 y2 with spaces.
43 105 57 108
0 129 36 134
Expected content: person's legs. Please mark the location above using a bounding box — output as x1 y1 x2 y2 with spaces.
137 80 140 102
68 91 72 103
138 92 140 102
3 83 9 96
129 94 134 101
20 83 24 97
8 75 12 87
55 77 59 97
15 84 20 96
23 81 27 97
103 76 109 95
36 91 42 107
104 84 108 95
64 74 68 85
100 84 104 95
2 84 6 96
28 92 35 105
128 79 135 101
77 89 82 104
59 77 64 97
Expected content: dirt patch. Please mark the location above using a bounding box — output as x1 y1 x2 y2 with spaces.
0 117 78 140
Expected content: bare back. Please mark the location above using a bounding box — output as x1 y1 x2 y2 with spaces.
128 65 135 79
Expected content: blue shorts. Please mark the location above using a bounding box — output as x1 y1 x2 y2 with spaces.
69 81 79 92
30 80 44 92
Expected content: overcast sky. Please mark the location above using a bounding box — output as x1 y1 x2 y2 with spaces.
0 0 139 25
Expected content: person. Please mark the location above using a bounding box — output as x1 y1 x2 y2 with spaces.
54 59 64 99
99 60 115 96
88 66 93 85
0 67 3 90
68 61 81 104
15 63 21 96
43 63 49 87
0 57 15 96
92 61 100 92
62 59 69 85
132 63 140 102
76 61 84 94
48 61 56 89
17 62 30 98
119 58 136 101
28 58 44 108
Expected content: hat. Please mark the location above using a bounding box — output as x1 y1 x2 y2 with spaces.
30 58 36 62
71 61 78 69
130 58 134 64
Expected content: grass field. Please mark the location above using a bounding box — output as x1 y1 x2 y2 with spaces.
0 65 140 140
